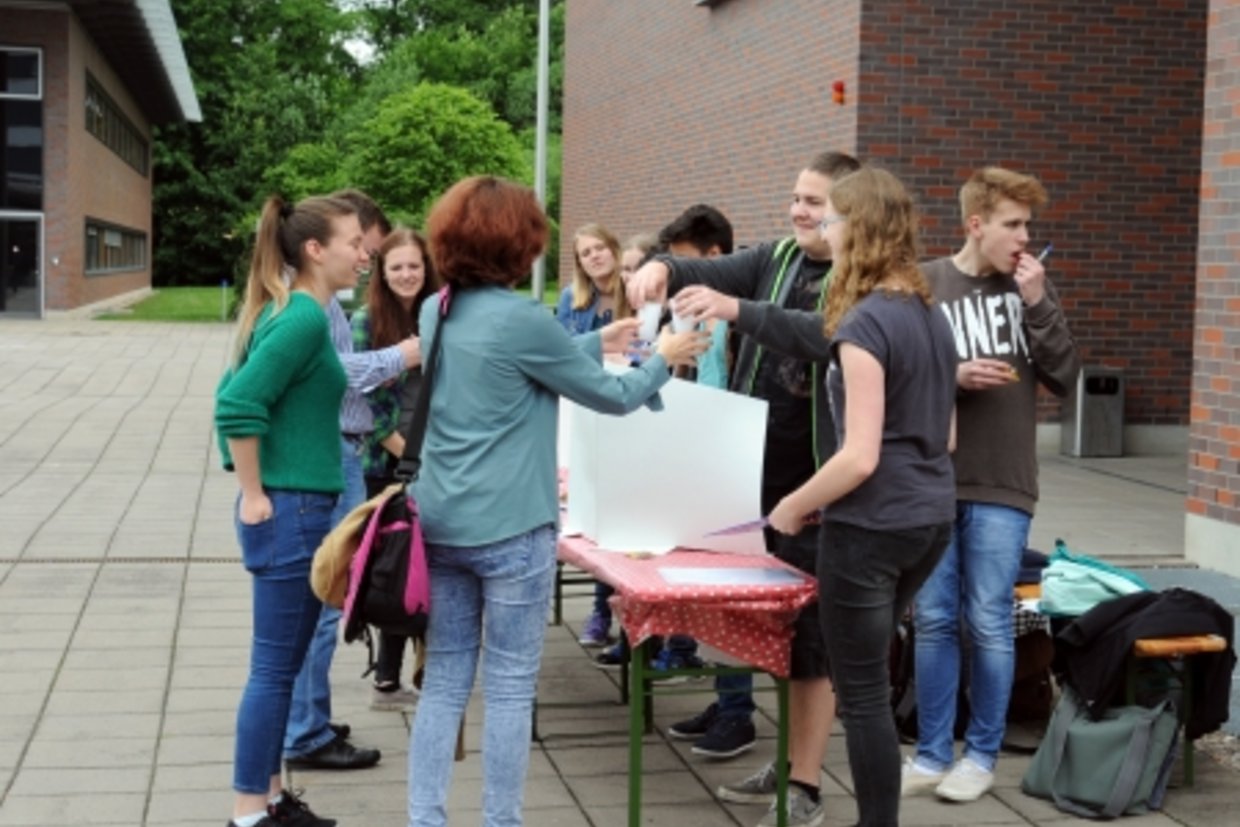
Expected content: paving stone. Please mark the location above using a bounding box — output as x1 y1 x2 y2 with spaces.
0 794 146 825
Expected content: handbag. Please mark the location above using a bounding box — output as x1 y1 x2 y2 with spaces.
1021 686 1179 819
312 287 451 613
1040 539 1150 617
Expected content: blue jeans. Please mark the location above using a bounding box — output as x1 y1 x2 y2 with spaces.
819 520 951 827
912 502 1030 772
591 581 613 622
284 438 366 758
408 524 556 827
233 489 336 793
716 672 756 720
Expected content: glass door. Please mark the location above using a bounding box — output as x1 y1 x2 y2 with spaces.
0 214 41 315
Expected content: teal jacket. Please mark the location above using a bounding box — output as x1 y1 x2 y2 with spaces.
413 287 670 546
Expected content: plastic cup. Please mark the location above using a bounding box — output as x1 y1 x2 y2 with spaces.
670 307 696 334
637 302 661 342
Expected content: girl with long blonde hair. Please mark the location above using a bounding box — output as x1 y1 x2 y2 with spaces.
768 167 959 827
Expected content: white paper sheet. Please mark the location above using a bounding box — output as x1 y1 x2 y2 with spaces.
564 373 768 555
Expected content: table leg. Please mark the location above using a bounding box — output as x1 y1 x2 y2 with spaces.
775 677 789 827
628 637 651 827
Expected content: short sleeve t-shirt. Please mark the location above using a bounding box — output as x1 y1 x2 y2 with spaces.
824 290 958 530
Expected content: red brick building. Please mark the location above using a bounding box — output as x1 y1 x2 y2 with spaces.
562 0 1239 572
1187 0 1240 573
1 0 200 316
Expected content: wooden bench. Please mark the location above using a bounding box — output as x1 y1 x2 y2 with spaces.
1125 633 1228 786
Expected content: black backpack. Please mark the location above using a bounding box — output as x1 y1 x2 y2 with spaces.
340 286 450 664
341 484 429 643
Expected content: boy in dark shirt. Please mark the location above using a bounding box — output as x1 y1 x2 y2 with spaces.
627 151 860 827
903 167 1079 803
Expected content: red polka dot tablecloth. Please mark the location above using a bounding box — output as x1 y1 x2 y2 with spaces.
557 535 817 677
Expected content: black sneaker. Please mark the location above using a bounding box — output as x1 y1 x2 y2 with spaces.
668 702 720 740
268 789 337 827
691 715 757 759
593 642 627 670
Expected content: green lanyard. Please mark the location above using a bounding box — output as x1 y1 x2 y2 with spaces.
742 238 802 397
810 267 832 468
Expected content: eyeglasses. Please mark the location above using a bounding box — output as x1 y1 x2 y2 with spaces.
818 215 847 232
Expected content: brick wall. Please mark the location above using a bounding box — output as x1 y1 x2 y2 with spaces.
561 0 860 282
3 8 153 313
562 0 1207 426
858 0 1207 424
66 14 154 310
3 10 69 312
1188 0 1240 526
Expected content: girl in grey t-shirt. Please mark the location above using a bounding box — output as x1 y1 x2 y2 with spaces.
766 166 957 827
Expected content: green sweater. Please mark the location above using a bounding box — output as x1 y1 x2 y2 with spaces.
215 292 347 493
413 287 670 547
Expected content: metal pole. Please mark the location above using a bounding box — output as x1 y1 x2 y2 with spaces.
531 0 550 302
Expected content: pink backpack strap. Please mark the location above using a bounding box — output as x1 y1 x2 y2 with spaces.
342 490 394 623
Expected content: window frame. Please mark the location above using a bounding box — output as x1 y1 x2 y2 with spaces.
0 46 43 101
84 217 148 276
84 72 149 176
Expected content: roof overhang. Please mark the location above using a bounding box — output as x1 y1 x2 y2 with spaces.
2 0 202 123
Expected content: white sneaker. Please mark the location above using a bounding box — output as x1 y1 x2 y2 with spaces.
900 756 946 797
935 757 994 802
370 683 418 712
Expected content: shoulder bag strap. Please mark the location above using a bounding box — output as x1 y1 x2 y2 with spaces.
394 287 452 483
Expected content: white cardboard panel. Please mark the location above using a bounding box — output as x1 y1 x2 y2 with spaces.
564 375 767 555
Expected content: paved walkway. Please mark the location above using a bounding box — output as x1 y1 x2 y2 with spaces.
0 319 1235 826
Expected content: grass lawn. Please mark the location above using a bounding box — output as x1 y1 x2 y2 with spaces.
98 282 559 323
98 287 234 322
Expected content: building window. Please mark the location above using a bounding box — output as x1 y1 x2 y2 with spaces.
85 219 146 274
1 47 43 211
85 73 148 176
1 48 41 98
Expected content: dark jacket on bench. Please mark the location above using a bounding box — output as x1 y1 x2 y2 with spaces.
1056 588 1236 739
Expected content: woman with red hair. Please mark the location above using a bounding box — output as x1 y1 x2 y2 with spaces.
406 176 704 827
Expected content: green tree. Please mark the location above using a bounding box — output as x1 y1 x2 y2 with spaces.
154 0 357 286
350 83 529 221
383 3 564 132
350 0 525 52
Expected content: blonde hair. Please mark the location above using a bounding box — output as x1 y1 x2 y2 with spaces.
823 167 930 336
571 223 630 317
232 194 355 365
623 233 658 258
959 167 1048 225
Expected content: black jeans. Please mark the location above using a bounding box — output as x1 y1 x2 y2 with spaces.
817 519 951 827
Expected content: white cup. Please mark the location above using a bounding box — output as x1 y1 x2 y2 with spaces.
671 311 695 334
637 302 662 342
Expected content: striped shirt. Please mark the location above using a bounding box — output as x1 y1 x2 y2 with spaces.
326 298 404 434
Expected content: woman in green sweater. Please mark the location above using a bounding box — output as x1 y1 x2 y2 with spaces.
406 176 706 827
215 194 370 827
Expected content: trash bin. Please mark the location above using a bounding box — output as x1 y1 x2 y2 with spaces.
1061 367 1124 457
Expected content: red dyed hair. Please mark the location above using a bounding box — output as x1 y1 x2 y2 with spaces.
426 176 549 288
